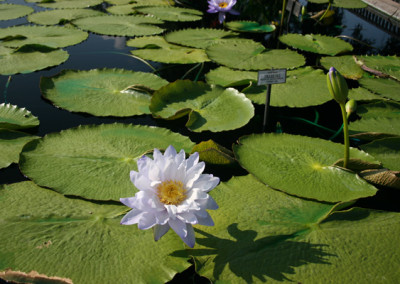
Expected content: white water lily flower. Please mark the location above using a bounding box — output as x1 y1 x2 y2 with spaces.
120 145 219 248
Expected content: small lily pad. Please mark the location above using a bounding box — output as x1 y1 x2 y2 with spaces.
150 80 254 132
360 137 400 171
72 15 164 37
320 55 364 79
191 140 236 166
0 103 39 129
0 3 34 21
358 77 400 102
225 21 276 33
27 8 105 25
37 0 103 9
279 34 353 56
206 39 305 70
134 6 203 22
205 66 257 87
40 68 169 117
233 133 378 202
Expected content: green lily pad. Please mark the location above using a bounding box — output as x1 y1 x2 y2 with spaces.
308 0 367 7
72 15 164 37
37 0 103 9
27 8 105 25
279 34 353 56
0 181 191 284
164 28 238 49
107 4 137 15
350 118 400 137
206 39 305 70
19 124 195 201
0 103 39 130
128 36 210 64
225 21 276 33
191 140 236 166
0 4 34 21
320 55 364 79
357 55 400 80
0 45 69 75
106 0 173 4
355 101 400 118
205 66 257 87
40 68 169 117
358 77 400 102
233 133 378 202
183 174 400 283
150 80 254 132
135 6 202 22
360 138 400 171
348 87 384 102
0 25 88 48
0 130 38 169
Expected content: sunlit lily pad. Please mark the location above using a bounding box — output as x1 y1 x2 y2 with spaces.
320 55 364 79
134 6 202 22
164 28 238 49
357 55 400 80
150 80 254 132
279 34 353 56
27 8 105 25
358 77 400 101
19 124 195 201
106 0 173 4
37 0 103 9
0 4 33 21
128 36 210 64
0 45 69 75
0 181 191 284
225 21 276 33
348 87 383 102
233 133 378 202
206 39 305 70
0 130 38 169
72 15 164 37
0 103 39 129
308 0 367 8
107 4 137 15
0 25 88 48
360 138 400 171
183 174 400 283
205 66 256 87
40 68 169 117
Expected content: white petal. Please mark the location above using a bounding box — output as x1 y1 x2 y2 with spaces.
155 210 169 225
186 152 199 170
153 224 170 241
192 174 220 192
138 212 157 230
196 196 219 210
137 155 151 173
165 205 178 219
183 224 196 248
175 149 186 166
120 197 136 208
185 162 205 188
169 217 187 238
177 211 198 224
120 209 143 225
196 211 215 226
132 174 153 192
148 162 162 182
164 145 177 158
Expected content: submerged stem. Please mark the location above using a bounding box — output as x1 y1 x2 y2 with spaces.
340 103 350 168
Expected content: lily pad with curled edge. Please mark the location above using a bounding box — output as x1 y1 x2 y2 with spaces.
181 174 400 283
0 4 34 21
37 0 103 9
225 21 276 33
134 6 202 22
0 45 69 75
0 25 88 48
279 34 353 56
164 28 239 49
150 80 254 132
357 55 400 80
360 137 400 171
0 182 191 284
27 8 105 26
191 140 236 166
72 15 164 37
19 123 195 201
128 36 210 64
0 130 39 169
0 103 39 130
206 39 305 70
205 66 257 87
320 55 364 80
348 87 383 102
358 77 400 102
40 69 169 117
233 133 378 202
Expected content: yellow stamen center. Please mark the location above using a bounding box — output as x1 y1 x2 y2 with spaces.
157 180 187 205
218 2 228 8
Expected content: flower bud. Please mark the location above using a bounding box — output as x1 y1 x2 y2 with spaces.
345 99 357 117
327 67 348 104
301 6 307 17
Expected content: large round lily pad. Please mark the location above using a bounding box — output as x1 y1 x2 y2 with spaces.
150 80 255 132
0 3 33 21
320 55 364 80
37 0 103 9
0 103 39 130
134 6 203 22
184 174 400 283
360 137 400 171
164 28 238 49
225 21 276 33
348 87 383 102
206 39 305 70
358 77 400 102
27 8 105 25
279 34 353 56
0 181 191 284
0 25 88 48
19 124 195 201
233 133 378 202
40 68 169 117
72 15 164 37
128 36 210 64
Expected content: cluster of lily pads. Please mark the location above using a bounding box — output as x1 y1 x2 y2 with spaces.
1 0 400 283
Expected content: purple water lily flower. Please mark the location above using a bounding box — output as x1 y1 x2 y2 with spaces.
207 0 240 24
